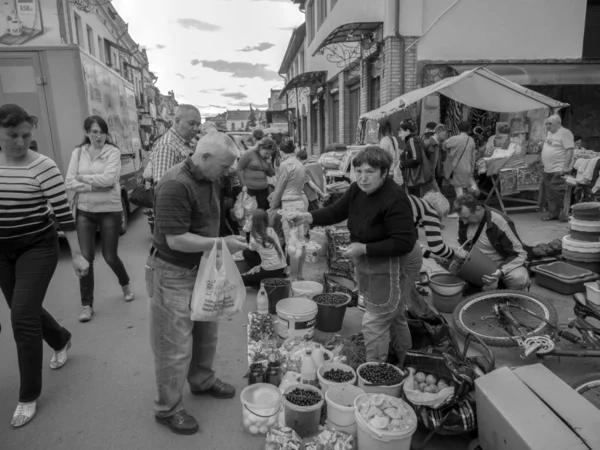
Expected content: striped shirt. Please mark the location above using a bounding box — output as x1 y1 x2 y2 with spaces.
150 128 194 182
0 155 75 241
409 195 454 259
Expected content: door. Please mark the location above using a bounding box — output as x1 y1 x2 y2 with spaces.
0 52 54 161
348 86 360 145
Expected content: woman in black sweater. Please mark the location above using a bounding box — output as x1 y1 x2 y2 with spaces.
289 146 422 365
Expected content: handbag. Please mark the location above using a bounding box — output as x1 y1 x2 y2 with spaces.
68 147 83 221
129 183 155 208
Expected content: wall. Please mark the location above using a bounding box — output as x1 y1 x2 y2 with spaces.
0 0 63 46
416 0 587 61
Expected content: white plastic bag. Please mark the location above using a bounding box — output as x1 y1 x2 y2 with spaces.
402 371 454 409
190 239 246 321
233 191 246 220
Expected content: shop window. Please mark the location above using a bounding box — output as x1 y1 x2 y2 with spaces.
318 0 328 29
369 76 381 111
331 93 339 143
583 0 600 59
74 13 83 46
348 86 360 145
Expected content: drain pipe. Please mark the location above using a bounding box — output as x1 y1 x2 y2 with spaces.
394 0 405 95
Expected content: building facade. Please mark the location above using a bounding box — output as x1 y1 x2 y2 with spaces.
279 0 600 155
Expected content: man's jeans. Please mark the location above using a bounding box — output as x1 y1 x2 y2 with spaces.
146 255 217 418
543 172 566 219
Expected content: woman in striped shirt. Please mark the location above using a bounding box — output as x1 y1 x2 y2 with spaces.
0 104 89 428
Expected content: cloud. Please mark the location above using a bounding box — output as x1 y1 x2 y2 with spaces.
209 105 227 109
175 73 186 79
222 92 248 100
156 44 166 49
198 60 280 81
176 18 221 32
191 59 200 66
198 88 226 93
238 42 275 52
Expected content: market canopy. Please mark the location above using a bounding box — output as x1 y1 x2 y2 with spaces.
360 67 569 121
279 71 327 99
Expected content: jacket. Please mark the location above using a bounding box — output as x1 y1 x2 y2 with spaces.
458 207 523 270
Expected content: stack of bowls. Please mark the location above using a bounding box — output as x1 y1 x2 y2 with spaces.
563 203 600 272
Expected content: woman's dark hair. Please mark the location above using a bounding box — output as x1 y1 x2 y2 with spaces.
280 138 295 154
380 120 392 135
78 115 116 147
252 129 264 142
457 121 471 133
398 119 417 134
297 149 308 161
426 121 438 130
251 209 284 260
259 137 276 151
352 145 391 177
0 104 38 129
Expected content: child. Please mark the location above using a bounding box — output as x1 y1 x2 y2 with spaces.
297 149 329 212
242 209 287 288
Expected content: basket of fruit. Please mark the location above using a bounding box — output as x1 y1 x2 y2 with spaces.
356 362 408 397
402 368 455 409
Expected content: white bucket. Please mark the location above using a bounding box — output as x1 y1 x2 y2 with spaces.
291 280 324 299
240 383 282 435
317 363 357 395
304 241 321 263
354 393 418 450
357 363 407 397
276 297 318 340
325 385 365 437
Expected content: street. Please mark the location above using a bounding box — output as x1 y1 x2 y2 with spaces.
1 208 598 450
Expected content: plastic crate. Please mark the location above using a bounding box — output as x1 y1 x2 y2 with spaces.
531 261 600 295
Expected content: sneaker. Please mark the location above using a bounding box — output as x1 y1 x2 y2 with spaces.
191 378 235 399
11 401 36 428
79 306 94 322
122 285 135 302
155 410 199 435
50 340 71 370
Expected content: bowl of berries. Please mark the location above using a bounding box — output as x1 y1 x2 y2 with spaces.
357 362 408 397
317 362 357 394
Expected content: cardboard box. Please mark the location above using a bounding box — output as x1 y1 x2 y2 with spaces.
476 365 600 450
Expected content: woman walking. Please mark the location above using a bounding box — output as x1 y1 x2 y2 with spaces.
398 119 436 196
289 146 421 365
443 121 477 197
0 104 89 427
236 137 276 210
65 116 133 323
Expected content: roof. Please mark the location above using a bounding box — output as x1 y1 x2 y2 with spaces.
226 110 252 121
279 22 306 74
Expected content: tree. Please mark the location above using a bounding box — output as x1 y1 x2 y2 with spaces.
245 104 257 131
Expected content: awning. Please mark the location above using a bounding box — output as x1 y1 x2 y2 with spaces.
279 71 327 99
312 22 383 56
450 64 600 86
360 67 569 121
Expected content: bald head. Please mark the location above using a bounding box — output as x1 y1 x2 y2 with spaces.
201 121 218 135
545 114 562 133
191 132 239 181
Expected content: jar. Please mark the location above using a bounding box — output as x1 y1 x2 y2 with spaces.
266 362 282 387
248 363 265 385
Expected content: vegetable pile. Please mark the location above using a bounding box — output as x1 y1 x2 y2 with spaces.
357 394 417 432
305 429 354 450
322 368 354 383
248 311 274 341
265 427 302 450
285 387 322 407
313 293 349 306
359 363 404 385
412 371 451 393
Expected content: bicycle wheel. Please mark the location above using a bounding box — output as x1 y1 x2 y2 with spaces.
453 290 558 347
570 373 600 410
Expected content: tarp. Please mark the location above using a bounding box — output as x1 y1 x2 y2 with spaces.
360 67 569 121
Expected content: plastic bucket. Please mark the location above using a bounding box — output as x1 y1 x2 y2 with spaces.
283 384 324 438
357 363 407 397
310 228 327 256
304 241 322 263
453 246 498 287
429 273 465 297
291 280 324 299
313 293 351 333
263 278 292 315
317 362 357 395
325 385 365 437
240 383 282 435
276 297 318 340
432 290 463 314
354 393 418 450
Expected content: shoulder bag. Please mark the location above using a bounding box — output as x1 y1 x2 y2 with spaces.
130 155 155 208
68 147 83 221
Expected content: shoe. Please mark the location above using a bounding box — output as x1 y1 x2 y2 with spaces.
11 401 36 428
50 340 71 370
78 306 94 322
155 410 199 435
122 285 135 302
191 378 235 399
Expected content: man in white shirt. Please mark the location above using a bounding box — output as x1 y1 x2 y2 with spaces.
540 114 574 222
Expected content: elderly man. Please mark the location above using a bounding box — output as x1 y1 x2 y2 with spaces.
454 194 529 290
144 105 201 232
423 124 449 192
146 133 247 435
541 114 574 222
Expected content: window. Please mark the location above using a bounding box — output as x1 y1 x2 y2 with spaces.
86 26 94 56
97 36 104 62
331 0 337 8
331 93 339 143
74 13 83 46
307 1 315 43
369 76 381 111
347 86 360 145
318 0 328 28
241 122 245 129
583 0 600 59
231 123 236 131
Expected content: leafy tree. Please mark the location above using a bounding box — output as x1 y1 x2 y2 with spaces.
246 105 257 131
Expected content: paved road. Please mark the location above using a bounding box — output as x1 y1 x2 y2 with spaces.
0 209 597 449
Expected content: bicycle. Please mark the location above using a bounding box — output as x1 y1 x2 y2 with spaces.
452 289 600 408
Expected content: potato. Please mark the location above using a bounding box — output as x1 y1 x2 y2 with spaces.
418 382 428 392
429 385 439 393
415 372 426 383
249 425 259 434
426 374 437 386
259 425 269 434
423 385 435 393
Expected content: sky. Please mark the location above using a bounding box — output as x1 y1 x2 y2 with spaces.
111 0 304 118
